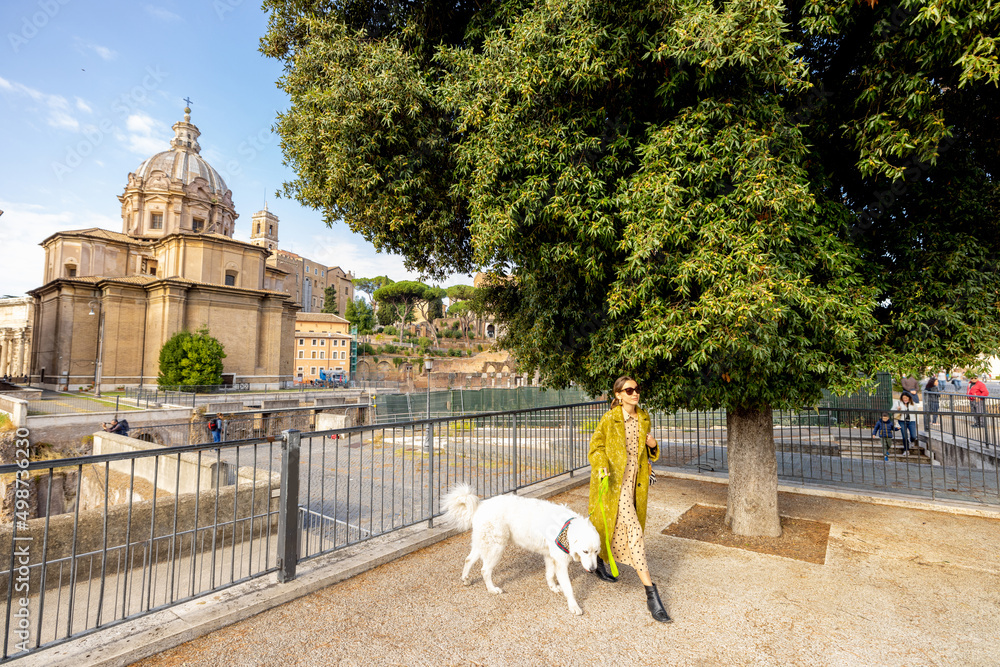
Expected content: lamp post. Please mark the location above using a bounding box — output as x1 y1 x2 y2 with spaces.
88 299 105 396
424 355 433 419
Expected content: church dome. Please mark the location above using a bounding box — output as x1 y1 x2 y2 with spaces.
119 106 238 239
132 107 228 195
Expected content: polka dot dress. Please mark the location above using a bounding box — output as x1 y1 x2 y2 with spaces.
611 411 649 579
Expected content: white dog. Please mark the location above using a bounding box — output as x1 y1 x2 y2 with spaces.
443 484 601 615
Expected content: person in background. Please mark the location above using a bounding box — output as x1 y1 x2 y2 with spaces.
208 413 224 443
872 412 898 461
892 391 921 454
967 374 990 428
900 376 920 402
924 376 942 430
103 417 129 436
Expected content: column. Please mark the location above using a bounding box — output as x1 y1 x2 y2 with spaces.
21 332 30 378
14 332 25 380
0 333 10 376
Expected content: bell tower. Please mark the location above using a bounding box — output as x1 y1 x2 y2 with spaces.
250 202 279 252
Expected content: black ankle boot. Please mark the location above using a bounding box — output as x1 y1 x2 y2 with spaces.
644 584 673 623
594 557 619 582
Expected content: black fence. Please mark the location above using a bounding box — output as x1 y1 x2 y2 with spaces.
4 395 998 663
0 401 605 662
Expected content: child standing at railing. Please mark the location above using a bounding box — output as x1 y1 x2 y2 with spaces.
872 412 897 461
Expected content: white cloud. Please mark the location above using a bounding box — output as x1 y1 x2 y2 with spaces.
93 45 118 61
283 233 475 287
0 200 119 296
0 76 81 132
72 38 118 61
120 112 170 155
75 97 93 113
146 5 182 21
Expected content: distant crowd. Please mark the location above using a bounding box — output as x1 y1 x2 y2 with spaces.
873 372 991 460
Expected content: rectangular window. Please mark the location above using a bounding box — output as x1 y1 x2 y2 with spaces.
341 351 346 360
312 339 317 345
320 340 325 346
320 351 325 359
311 351 317 359
310 367 316 375
192 217 204 232
298 351 303 358
298 339 304 345
297 367 303 372
150 212 163 229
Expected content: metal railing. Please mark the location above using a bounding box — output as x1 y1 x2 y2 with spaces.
0 400 606 662
373 386 592 423
25 393 133 417
653 405 999 504
4 397 999 662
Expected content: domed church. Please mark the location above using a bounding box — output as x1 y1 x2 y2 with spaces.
28 107 298 389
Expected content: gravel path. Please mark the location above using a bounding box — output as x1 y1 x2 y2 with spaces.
134 477 1000 667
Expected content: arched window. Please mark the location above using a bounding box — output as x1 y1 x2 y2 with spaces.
225 270 237 286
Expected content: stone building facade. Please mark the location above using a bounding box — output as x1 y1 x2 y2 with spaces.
28 108 298 390
0 297 33 378
248 207 354 314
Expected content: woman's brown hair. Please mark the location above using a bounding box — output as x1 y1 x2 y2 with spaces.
609 376 637 408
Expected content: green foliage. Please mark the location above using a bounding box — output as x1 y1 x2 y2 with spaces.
375 280 428 341
381 343 399 354
344 297 376 333
263 0 1000 413
321 286 340 314
353 276 394 301
157 327 227 388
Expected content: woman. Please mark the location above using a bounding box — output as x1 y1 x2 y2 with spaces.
924 376 941 430
587 376 671 623
892 391 921 454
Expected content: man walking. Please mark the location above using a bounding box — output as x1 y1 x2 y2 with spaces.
967 375 989 428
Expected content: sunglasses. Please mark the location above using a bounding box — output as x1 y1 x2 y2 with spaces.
621 386 640 395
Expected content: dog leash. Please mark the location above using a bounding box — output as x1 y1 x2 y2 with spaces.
597 475 619 577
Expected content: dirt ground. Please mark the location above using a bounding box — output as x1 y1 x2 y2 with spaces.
663 502 832 564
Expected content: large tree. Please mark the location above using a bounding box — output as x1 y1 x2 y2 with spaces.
374 280 429 342
416 285 448 346
263 0 1000 536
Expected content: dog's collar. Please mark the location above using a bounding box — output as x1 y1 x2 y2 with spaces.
555 518 573 554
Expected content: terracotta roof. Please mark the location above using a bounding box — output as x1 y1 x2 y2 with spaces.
59 275 158 286
295 312 349 323
40 227 149 246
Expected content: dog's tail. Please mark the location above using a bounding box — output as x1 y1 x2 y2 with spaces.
442 483 479 531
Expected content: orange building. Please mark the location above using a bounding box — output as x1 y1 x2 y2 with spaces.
294 312 353 383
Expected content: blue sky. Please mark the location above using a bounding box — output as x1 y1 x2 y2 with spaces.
0 0 474 297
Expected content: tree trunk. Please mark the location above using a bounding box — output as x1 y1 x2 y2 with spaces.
725 404 782 537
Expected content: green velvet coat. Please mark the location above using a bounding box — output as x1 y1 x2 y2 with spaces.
587 405 660 562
